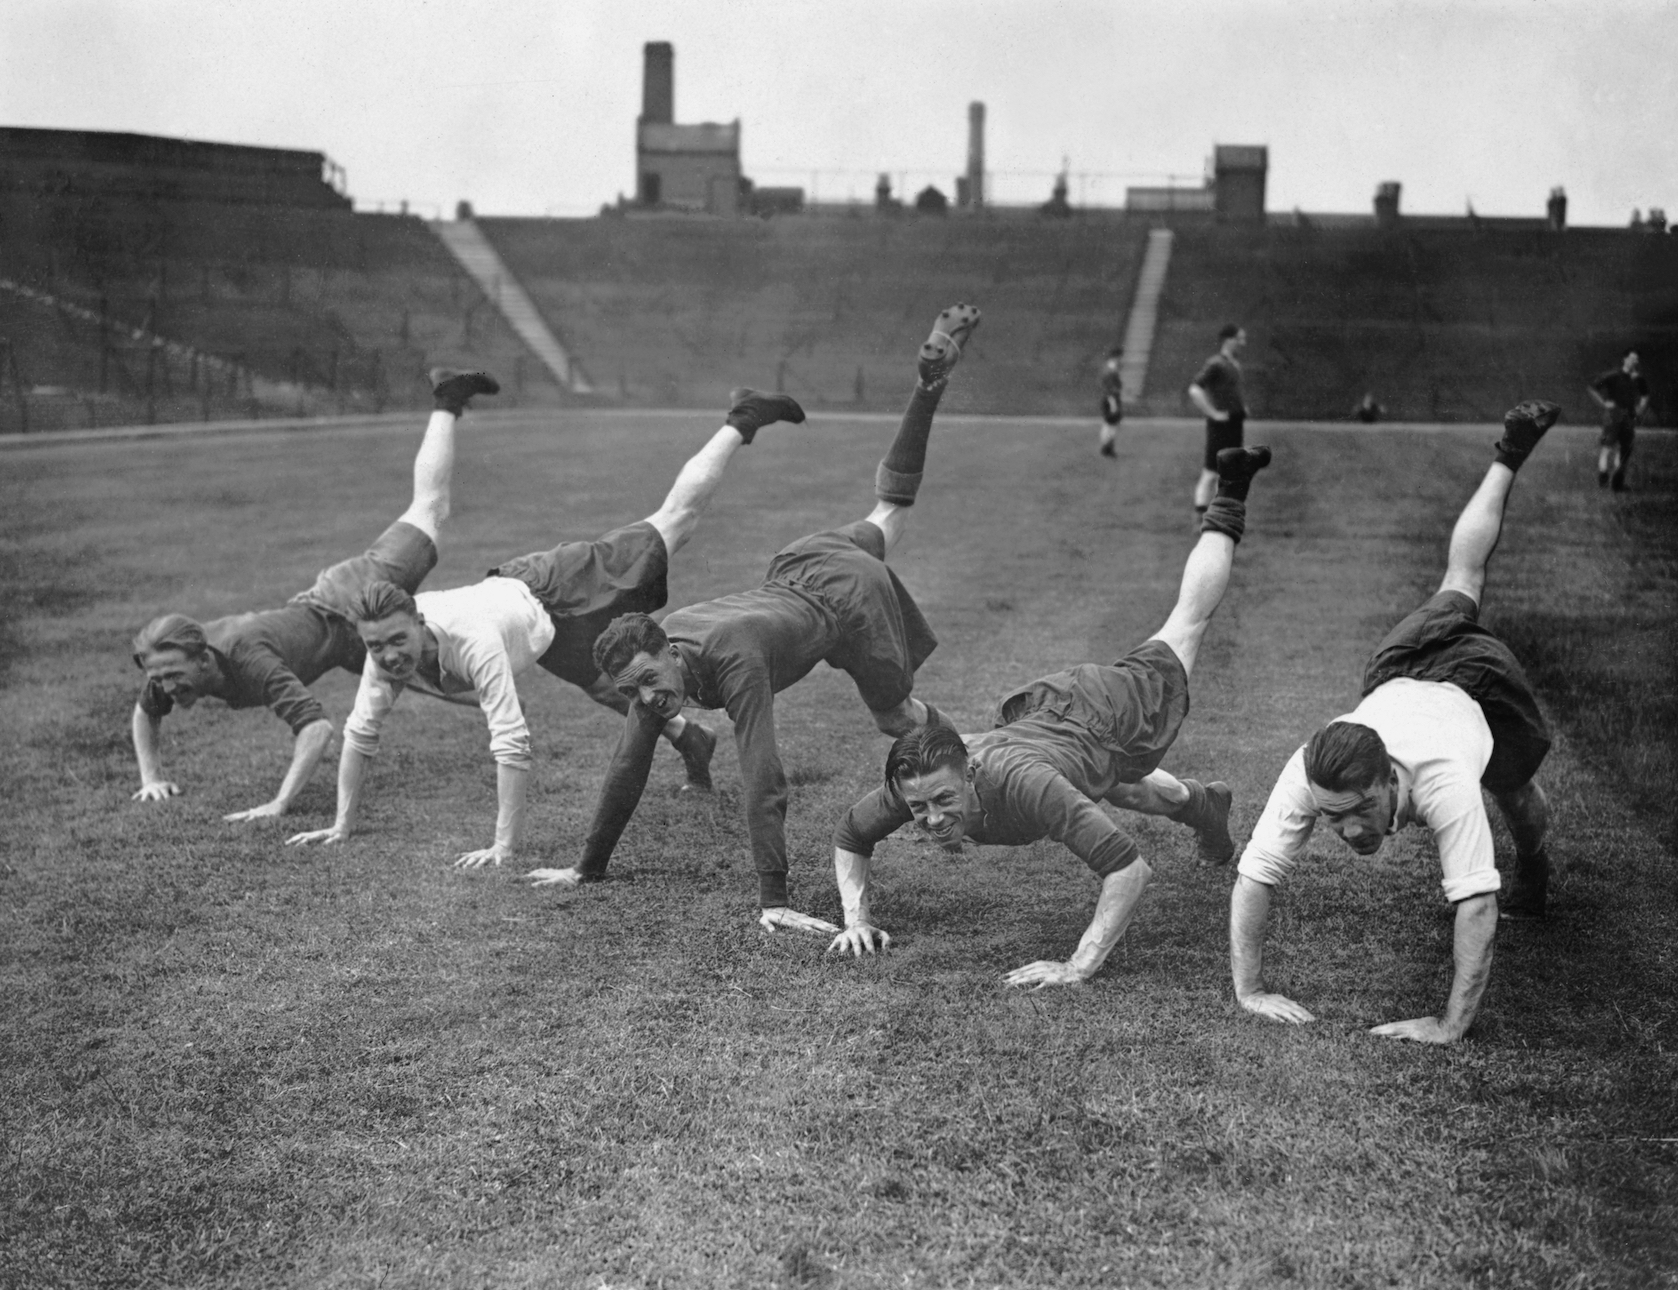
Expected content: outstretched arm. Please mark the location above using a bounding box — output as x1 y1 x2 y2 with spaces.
1370 893 1496 1043
285 741 371 848
526 704 662 888
224 718 335 822
454 763 529 869
1006 859 1155 988
826 848 889 956
131 703 180 802
1230 874 1316 1023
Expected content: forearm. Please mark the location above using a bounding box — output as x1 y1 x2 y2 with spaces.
1229 875 1274 1001
835 849 873 927
1439 894 1497 1039
578 712 661 876
1188 386 1219 419
494 763 530 854
332 745 371 832
271 720 334 809
1067 860 1153 979
131 704 168 784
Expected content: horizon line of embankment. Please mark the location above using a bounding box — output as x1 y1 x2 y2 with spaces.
3 410 1671 451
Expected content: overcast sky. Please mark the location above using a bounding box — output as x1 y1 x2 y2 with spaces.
3 0 1672 226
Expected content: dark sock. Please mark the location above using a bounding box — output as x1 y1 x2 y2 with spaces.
876 382 943 504
1494 445 1529 472
1167 778 1209 826
919 701 946 730
1200 496 1246 543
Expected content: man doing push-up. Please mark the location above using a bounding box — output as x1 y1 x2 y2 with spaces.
129 369 497 821
524 305 983 932
820 444 1273 986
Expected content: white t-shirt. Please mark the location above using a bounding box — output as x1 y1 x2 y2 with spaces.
1238 678 1501 903
342 578 556 770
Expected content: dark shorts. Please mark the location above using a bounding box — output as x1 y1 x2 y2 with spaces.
1203 413 1245 470
1101 393 1123 426
290 519 439 620
995 638 1190 784
766 520 938 712
1362 590 1551 795
490 520 670 690
1598 407 1636 453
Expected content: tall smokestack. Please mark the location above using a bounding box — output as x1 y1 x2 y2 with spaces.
642 42 674 124
967 102 986 209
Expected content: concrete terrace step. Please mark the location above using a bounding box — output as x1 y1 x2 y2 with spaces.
1118 227 1174 403
431 219 591 394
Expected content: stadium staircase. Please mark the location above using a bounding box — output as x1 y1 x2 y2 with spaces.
477 216 1152 416
1116 228 1173 405
430 219 591 394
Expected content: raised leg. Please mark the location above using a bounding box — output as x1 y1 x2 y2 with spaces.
1437 464 1515 606
1150 444 1269 674
645 391 806 557
870 303 981 554
1106 770 1236 865
398 369 499 541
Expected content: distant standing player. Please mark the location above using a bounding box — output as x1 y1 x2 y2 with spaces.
1097 346 1124 458
1187 324 1247 515
1588 348 1649 491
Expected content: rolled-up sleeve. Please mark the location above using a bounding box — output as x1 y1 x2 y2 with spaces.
834 786 912 857
342 656 399 759
1418 775 1501 903
456 636 532 769
1237 747 1317 887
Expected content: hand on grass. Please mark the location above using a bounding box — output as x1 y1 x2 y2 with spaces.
224 800 287 823
1004 959 1086 989
827 923 892 957
1239 992 1316 1025
1369 1016 1456 1044
133 781 181 803
525 867 583 888
452 845 510 870
285 826 347 847
758 907 841 936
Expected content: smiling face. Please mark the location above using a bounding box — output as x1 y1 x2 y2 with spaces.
358 611 427 682
895 764 979 853
1308 771 1399 856
141 647 218 708
614 648 687 722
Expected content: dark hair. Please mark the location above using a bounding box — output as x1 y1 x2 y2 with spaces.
132 613 207 668
883 724 970 792
594 612 670 678
353 580 419 624
1303 721 1390 793
1218 323 1242 342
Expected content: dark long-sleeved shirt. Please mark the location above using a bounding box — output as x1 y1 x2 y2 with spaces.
578 582 849 906
833 714 1143 878
138 605 360 734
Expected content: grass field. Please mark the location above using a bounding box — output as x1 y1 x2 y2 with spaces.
2 408 1674 1289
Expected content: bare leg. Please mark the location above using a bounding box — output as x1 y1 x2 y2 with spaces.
644 426 746 557
1106 768 1190 815
396 410 459 542
1149 532 1235 678
1107 769 1236 865
1437 463 1515 606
